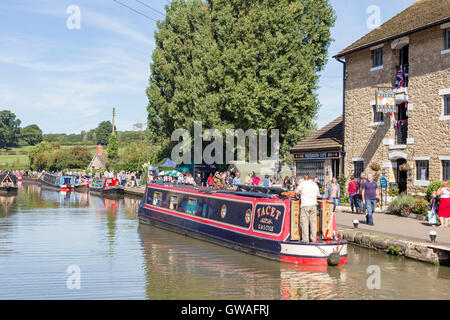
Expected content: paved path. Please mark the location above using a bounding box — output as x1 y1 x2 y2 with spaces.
335 209 450 246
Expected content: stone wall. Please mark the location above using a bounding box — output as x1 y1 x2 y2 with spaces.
343 25 450 194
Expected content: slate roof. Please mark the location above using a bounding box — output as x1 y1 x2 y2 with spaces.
290 116 343 153
335 0 450 58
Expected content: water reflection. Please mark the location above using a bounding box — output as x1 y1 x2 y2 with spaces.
0 184 449 299
0 194 17 217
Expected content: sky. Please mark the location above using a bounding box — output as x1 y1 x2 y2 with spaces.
0 0 416 134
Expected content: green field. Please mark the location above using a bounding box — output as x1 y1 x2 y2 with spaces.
0 145 99 170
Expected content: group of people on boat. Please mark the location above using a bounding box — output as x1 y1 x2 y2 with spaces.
148 170 275 190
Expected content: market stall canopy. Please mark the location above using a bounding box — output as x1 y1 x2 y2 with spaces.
157 158 176 170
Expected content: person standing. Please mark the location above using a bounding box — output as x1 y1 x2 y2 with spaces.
194 172 203 186
326 177 340 212
232 172 241 186
362 174 379 226
437 181 450 228
263 175 270 187
295 173 320 243
207 173 214 187
356 173 367 214
136 171 141 186
282 176 291 190
348 175 358 213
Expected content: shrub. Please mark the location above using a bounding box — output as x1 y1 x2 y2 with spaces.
389 194 415 215
412 198 429 216
425 181 442 202
388 188 399 197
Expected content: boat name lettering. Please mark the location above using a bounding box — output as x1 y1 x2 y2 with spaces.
256 206 282 220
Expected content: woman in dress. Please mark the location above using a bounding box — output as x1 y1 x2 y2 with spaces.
437 181 450 228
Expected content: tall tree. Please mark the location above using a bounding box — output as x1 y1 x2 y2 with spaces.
0 110 21 149
21 124 43 146
95 121 113 145
146 0 334 158
107 133 119 159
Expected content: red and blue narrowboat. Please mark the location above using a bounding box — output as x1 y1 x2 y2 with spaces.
89 178 124 198
73 175 91 192
138 183 347 266
39 173 74 192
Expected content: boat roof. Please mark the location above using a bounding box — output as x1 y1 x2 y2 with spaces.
150 182 287 199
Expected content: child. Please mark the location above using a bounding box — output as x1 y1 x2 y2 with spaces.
428 191 439 226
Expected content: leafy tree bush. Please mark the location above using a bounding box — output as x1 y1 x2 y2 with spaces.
107 133 119 159
21 124 43 146
388 188 399 197
389 194 415 215
147 0 335 159
412 198 429 216
425 181 442 202
0 110 21 149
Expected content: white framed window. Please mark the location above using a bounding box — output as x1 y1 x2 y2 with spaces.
416 160 429 181
373 105 384 123
444 94 450 116
354 161 364 179
372 48 383 68
443 160 450 181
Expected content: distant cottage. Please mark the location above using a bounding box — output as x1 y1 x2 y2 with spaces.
87 145 108 170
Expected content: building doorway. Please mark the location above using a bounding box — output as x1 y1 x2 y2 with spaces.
396 103 408 144
397 158 408 194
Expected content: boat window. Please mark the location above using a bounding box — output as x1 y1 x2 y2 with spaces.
153 192 163 206
169 195 178 210
187 198 197 215
220 204 227 219
245 209 252 224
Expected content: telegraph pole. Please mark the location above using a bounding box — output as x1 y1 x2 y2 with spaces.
112 107 116 134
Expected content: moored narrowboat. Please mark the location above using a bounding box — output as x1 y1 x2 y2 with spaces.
0 172 19 195
138 183 347 266
72 175 91 192
39 173 74 192
89 178 124 198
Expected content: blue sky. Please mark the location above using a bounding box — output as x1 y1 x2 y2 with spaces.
0 0 416 134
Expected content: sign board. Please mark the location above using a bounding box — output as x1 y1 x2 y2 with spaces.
380 177 388 188
294 152 340 160
376 91 396 113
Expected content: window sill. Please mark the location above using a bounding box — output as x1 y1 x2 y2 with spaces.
389 144 407 150
370 65 383 72
414 180 430 187
441 48 450 55
369 121 384 127
439 115 450 121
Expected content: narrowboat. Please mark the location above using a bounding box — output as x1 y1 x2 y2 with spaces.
73 175 91 192
89 178 124 198
138 183 347 266
0 172 19 195
39 173 74 192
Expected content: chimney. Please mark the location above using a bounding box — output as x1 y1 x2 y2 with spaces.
96 144 103 155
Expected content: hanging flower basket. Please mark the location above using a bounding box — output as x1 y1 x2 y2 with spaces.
399 163 412 172
370 162 382 172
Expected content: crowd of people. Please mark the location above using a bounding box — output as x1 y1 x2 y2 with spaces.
147 170 276 190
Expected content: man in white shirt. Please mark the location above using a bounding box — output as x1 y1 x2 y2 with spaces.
295 173 320 243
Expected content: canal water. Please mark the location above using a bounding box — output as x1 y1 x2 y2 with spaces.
0 183 449 300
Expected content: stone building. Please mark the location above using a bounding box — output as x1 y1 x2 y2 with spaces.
290 116 343 186
87 145 108 170
334 0 450 194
